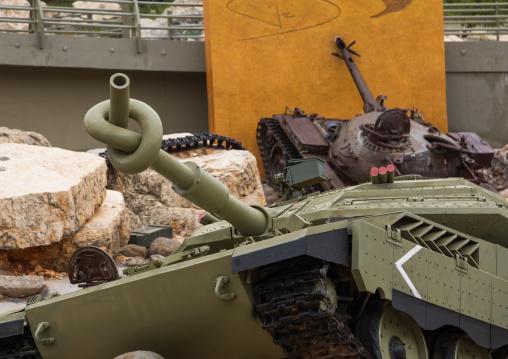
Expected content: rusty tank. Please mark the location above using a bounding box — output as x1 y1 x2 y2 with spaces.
1 73 508 359
257 36 494 191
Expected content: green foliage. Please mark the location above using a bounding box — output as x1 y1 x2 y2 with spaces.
138 0 175 15
44 0 73 7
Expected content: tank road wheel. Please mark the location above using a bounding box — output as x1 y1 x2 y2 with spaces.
433 329 491 359
269 143 288 179
356 303 428 359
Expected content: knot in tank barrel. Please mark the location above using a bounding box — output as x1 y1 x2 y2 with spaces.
84 73 269 236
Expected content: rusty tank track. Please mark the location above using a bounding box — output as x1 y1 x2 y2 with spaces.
99 132 246 166
255 259 372 359
256 118 302 190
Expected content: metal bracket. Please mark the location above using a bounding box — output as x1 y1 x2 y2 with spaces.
34 322 54 345
132 0 142 54
455 254 469 272
34 0 45 49
385 224 402 246
214 276 236 301
286 213 311 233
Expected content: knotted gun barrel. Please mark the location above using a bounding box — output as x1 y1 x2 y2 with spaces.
84 73 269 236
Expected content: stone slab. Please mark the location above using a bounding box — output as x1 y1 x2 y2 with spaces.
2 190 129 273
0 143 107 248
0 127 51 147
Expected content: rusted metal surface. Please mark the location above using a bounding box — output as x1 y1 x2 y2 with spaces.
68 246 119 288
255 258 372 359
257 36 495 191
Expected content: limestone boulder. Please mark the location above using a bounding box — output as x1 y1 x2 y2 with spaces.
0 0 30 32
119 244 147 258
73 1 121 20
147 237 182 257
106 148 266 238
0 143 107 249
115 256 147 267
72 190 130 251
3 190 129 273
0 127 51 147
0 275 45 298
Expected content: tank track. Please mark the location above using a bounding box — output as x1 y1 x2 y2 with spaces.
99 132 246 166
255 259 372 359
0 333 41 359
256 118 302 190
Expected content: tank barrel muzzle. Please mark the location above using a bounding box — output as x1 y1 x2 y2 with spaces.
84 73 269 236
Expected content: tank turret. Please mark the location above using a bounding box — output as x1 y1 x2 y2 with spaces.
257 35 495 192
84 73 269 237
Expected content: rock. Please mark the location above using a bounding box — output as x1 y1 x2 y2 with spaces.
86 148 106 156
149 254 165 262
147 237 181 257
0 144 107 249
73 1 121 20
499 188 508 200
72 190 130 251
2 190 129 273
262 179 281 204
0 275 45 297
0 0 30 31
116 257 147 267
119 244 147 258
483 147 508 190
114 351 165 359
106 147 266 238
0 252 13 276
163 133 193 139
0 127 51 147
141 18 169 39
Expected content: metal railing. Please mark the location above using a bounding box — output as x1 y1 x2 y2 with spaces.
444 2 508 41
0 0 204 52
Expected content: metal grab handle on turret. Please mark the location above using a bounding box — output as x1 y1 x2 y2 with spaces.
34 322 55 345
214 276 236 301
84 73 270 236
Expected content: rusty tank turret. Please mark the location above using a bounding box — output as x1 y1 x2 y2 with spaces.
257 36 494 192
2 74 508 359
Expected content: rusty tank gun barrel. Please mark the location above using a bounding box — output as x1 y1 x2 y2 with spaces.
84 73 269 236
335 36 386 113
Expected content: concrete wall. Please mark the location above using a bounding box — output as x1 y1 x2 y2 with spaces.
1 33 507 151
446 42 508 148
0 34 208 151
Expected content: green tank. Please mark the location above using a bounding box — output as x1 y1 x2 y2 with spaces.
1 73 508 359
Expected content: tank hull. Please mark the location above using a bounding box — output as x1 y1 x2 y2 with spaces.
25 251 282 359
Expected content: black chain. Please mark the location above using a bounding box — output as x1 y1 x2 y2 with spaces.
98 132 246 166
255 259 372 359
